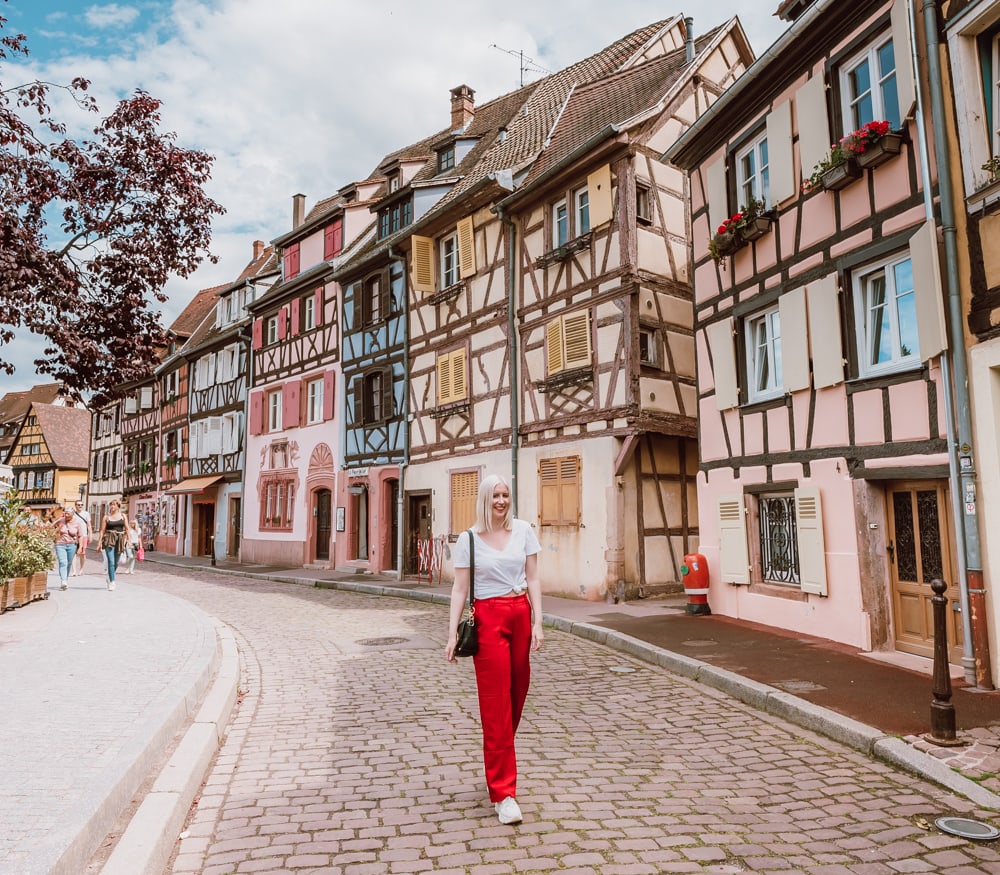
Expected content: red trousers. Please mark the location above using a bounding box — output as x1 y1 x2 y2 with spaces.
472 593 531 802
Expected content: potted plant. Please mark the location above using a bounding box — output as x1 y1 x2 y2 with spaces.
0 490 55 610
806 138 862 193
734 197 772 242
708 213 746 265
165 450 180 470
848 120 904 169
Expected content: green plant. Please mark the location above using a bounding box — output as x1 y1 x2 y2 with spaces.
983 156 1000 182
804 120 894 192
0 490 55 578
708 197 768 264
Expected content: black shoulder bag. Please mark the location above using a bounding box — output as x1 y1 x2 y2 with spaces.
454 529 479 657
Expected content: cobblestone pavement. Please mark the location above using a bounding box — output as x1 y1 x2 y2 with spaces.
127 567 1000 875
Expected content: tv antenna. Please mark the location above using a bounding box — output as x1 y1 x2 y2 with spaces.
490 44 551 87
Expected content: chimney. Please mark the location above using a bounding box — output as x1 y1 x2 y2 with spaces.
685 17 695 63
292 193 306 229
450 84 475 131
252 239 265 260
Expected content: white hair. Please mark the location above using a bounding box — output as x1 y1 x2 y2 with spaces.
474 474 512 532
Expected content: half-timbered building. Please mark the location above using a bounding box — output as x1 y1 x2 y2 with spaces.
663 0 992 679
87 400 123 534
171 244 277 562
242 194 361 567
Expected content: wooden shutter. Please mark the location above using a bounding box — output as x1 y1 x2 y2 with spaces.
706 158 728 231
277 307 287 341
249 390 263 435
284 378 301 428
411 235 434 293
323 370 335 421
125 395 137 414
452 349 467 401
457 216 477 278
252 317 263 350
587 163 613 228
766 99 795 205
538 456 580 526
437 353 453 404
314 287 324 327
379 270 391 322
380 369 394 421
796 75 831 185
807 274 844 389
352 378 363 425
562 311 592 370
794 487 828 596
546 318 564 375
558 456 580 525
290 297 300 336
892 0 916 120
325 219 343 259
140 386 153 409
283 243 300 279
705 317 739 410
910 221 947 361
779 287 810 393
539 459 561 525
450 470 479 534
717 494 749 584
207 417 223 454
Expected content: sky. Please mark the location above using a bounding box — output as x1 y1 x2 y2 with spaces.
0 0 789 396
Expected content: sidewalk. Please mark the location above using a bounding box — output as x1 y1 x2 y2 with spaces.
1 553 998 875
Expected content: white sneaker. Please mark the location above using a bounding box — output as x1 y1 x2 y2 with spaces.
108 581 116 591
495 796 522 825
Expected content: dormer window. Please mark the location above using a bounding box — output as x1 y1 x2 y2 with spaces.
388 174 400 193
438 145 456 174
377 199 413 239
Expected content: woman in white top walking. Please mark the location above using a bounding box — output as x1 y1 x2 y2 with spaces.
446 474 543 825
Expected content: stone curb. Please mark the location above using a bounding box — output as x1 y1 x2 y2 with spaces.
100 622 239 875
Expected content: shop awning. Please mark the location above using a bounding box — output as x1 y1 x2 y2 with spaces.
164 475 224 495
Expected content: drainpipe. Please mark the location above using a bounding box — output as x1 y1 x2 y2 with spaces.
389 246 409 580
497 207 520 513
921 0 993 688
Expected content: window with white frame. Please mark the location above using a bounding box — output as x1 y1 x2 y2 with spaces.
574 187 590 235
745 306 783 402
266 315 279 346
853 252 918 377
306 376 324 424
440 231 459 289
839 35 901 133
268 389 282 432
552 199 569 247
222 412 241 454
636 184 652 223
736 133 770 208
303 294 316 331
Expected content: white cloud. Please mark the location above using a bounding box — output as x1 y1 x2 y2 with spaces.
84 4 141 29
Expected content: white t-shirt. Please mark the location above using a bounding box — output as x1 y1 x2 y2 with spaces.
453 519 541 600
74 509 91 538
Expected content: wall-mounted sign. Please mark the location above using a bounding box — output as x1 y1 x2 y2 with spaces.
336 507 346 532
346 467 369 478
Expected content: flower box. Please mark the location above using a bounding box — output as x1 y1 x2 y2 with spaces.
1 579 10 613
820 158 862 192
737 216 772 243
27 570 49 602
710 230 742 258
855 132 904 169
9 575 29 609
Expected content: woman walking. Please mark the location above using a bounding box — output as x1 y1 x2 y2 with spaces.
123 518 141 574
446 474 543 825
54 506 82 591
98 499 130 591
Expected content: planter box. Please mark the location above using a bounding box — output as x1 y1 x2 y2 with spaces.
855 132 904 169
27 571 49 602
738 216 772 243
1 580 9 613
8 576 29 609
710 230 744 262
820 159 863 191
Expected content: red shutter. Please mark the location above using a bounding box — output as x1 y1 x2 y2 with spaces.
290 298 300 336
283 243 300 279
314 287 324 327
249 390 264 435
277 307 287 341
324 220 343 260
323 370 335 421
284 379 301 428
252 317 263 350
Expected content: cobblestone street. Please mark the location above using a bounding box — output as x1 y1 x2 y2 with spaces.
125 567 1000 874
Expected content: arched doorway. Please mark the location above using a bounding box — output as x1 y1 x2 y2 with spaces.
314 488 331 561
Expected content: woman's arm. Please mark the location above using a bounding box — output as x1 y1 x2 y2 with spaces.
525 553 543 651
445 565 471 663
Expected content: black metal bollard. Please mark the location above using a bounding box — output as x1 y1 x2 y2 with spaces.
925 578 960 745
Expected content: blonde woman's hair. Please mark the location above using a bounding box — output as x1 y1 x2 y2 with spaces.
475 474 512 532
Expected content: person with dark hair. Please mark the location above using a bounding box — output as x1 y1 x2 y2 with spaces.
446 473 543 825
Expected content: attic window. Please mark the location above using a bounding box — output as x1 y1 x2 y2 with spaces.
389 173 400 193
438 145 455 173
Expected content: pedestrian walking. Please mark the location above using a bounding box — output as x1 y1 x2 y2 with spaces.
70 500 91 576
445 473 543 825
97 499 130 591
123 518 141 574
53 506 82 590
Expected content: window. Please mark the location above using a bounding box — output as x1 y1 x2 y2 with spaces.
552 199 568 247
853 253 918 377
638 327 660 368
221 412 241 454
440 231 459 289
364 274 382 324
388 173 400 193
303 295 316 331
266 315 279 346
268 389 282 432
745 306 783 402
574 187 590 235
436 349 468 405
636 184 652 223
736 133 770 208
357 370 392 424
450 470 479 534
438 145 455 173
364 372 383 424
306 377 324 424
260 478 295 530
545 311 592 375
219 345 239 382
840 35 900 132
757 493 800 585
539 456 580 527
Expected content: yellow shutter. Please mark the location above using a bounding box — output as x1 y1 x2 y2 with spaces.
451 470 479 533
587 163 613 227
546 319 564 374
539 458 561 525
457 216 476 279
562 311 592 369
412 235 434 293
437 352 453 404
452 349 467 400
559 456 580 524
539 456 580 525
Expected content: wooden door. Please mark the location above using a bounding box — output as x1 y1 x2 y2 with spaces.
228 497 241 557
314 489 331 561
407 494 431 573
886 481 962 663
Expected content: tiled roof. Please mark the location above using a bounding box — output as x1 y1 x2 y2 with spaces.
31 403 92 469
521 29 724 188
0 383 66 427
169 284 227 339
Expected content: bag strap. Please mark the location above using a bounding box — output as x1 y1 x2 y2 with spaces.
467 529 475 611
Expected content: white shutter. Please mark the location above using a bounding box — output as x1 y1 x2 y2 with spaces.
207 417 223 455
718 494 749 584
125 395 137 414
796 75 831 185
807 274 844 389
766 100 795 205
139 386 153 409
706 158 728 231
779 287 810 393
891 0 916 121
910 221 947 361
794 486 828 596
587 163 613 227
706 317 739 410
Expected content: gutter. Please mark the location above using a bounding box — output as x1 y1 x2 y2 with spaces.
496 207 520 513
388 245 409 580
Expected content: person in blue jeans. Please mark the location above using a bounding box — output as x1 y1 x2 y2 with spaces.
97 499 130 591
53 506 82 590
